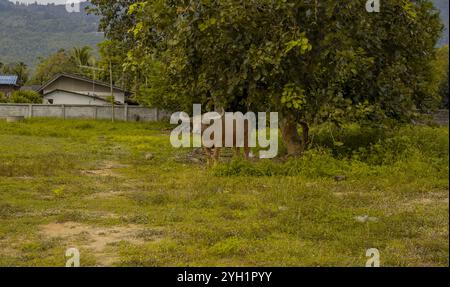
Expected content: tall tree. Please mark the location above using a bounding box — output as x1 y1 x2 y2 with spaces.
12 62 28 86
127 0 443 155
434 45 449 108
92 0 443 156
29 49 80 85
88 1 144 93
87 0 139 44
96 40 134 91
71 46 95 67
1 62 29 86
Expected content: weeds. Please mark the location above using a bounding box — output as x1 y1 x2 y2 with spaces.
0 118 447 266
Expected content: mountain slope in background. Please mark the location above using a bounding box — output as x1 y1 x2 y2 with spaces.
0 0 448 68
434 0 449 46
0 0 102 67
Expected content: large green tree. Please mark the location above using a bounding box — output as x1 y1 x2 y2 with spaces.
96 40 137 92
433 45 449 108
88 1 147 96
95 0 443 156
71 46 95 67
1 62 29 86
30 49 81 85
88 0 139 43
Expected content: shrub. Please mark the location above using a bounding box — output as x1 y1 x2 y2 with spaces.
9 90 42 104
312 123 387 158
213 124 449 178
0 91 7 103
213 149 351 178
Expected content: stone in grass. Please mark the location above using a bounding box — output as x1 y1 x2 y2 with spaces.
144 153 154 160
278 206 289 211
355 215 379 223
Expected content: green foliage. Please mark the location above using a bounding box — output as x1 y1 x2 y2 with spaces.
9 90 42 104
281 84 306 111
88 1 143 92
1 62 29 86
96 40 133 92
135 60 187 111
0 118 447 266
29 49 81 85
131 1 440 117
213 124 449 178
28 44 123 89
433 45 449 108
88 0 139 43
210 237 247 256
71 46 95 67
108 0 444 156
0 92 7 103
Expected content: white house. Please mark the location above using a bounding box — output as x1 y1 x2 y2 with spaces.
38 73 129 105
43 89 114 105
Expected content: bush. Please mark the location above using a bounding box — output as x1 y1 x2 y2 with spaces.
213 124 449 178
0 91 7 103
312 123 387 158
9 90 42 104
213 149 352 178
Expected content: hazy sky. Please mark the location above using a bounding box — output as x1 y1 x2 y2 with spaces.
9 0 86 4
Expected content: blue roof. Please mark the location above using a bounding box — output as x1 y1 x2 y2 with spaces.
0 75 18 85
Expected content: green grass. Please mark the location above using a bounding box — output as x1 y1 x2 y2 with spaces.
0 118 448 266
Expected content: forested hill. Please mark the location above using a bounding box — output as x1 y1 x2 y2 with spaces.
0 0 103 67
434 0 449 46
0 0 448 68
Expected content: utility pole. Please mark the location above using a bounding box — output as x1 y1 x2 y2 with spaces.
79 65 105 97
110 60 115 122
80 62 115 122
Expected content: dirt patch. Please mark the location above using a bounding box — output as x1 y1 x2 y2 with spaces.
85 190 127 200
408 192 449 206
333 190 369 198
40 222 162 266
0 240 19 258
82 169 119 177
40 222 145 251
81 161 129 178
397 191 449 212
13 176 34 180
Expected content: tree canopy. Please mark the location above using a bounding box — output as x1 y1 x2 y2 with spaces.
1 62 29 86
119 0 443 155
29 47 96 85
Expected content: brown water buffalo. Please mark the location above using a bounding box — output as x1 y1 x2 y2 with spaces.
192 109 251 163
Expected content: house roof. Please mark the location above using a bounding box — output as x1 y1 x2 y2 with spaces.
0 75 18 86
38 73 128 93
44 89 123 105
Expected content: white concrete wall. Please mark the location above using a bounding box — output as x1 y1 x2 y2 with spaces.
43 91 109 105
0 104 165 122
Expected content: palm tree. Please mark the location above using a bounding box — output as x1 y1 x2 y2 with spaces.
71 46 94 67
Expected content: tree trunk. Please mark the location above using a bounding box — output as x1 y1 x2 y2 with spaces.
280 116 310 156
299 120 310 151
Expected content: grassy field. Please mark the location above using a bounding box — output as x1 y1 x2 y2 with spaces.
0 118 448 267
